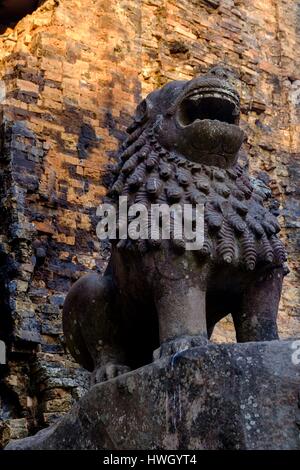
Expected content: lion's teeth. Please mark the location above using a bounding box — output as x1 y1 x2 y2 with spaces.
189 94 202 101
187 88 239 106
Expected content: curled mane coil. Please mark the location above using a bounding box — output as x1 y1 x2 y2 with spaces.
241 230 257 270
217 221 235 264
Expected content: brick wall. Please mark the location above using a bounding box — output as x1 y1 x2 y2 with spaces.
0 0 299 446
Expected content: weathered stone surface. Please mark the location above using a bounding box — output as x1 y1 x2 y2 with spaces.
6 340 300 450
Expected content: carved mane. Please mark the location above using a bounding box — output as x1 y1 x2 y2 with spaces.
104 120 287 271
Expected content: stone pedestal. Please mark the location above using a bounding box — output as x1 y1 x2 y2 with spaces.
6 340 300 450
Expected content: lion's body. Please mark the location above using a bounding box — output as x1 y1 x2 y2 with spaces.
63 67 288 383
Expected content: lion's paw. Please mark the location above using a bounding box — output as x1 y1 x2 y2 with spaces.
153 334 208 361
91 364 131 385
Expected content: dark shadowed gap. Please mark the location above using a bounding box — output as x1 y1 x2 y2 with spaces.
0 0 44 34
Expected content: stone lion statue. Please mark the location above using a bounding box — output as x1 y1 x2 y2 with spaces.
63 66 288 383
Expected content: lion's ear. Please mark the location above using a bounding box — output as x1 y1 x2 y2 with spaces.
127 98 153 133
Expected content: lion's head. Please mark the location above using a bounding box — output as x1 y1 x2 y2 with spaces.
104 67 287 272
128 65 245 169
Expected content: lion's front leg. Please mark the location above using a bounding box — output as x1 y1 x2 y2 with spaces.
153 270 208 360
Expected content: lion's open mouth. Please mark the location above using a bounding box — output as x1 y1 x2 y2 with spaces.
177 88 240 127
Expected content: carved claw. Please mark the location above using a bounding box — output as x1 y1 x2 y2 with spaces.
153 334 208 361
91 364 131 385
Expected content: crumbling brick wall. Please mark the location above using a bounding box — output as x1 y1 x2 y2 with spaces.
0 0 299 446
